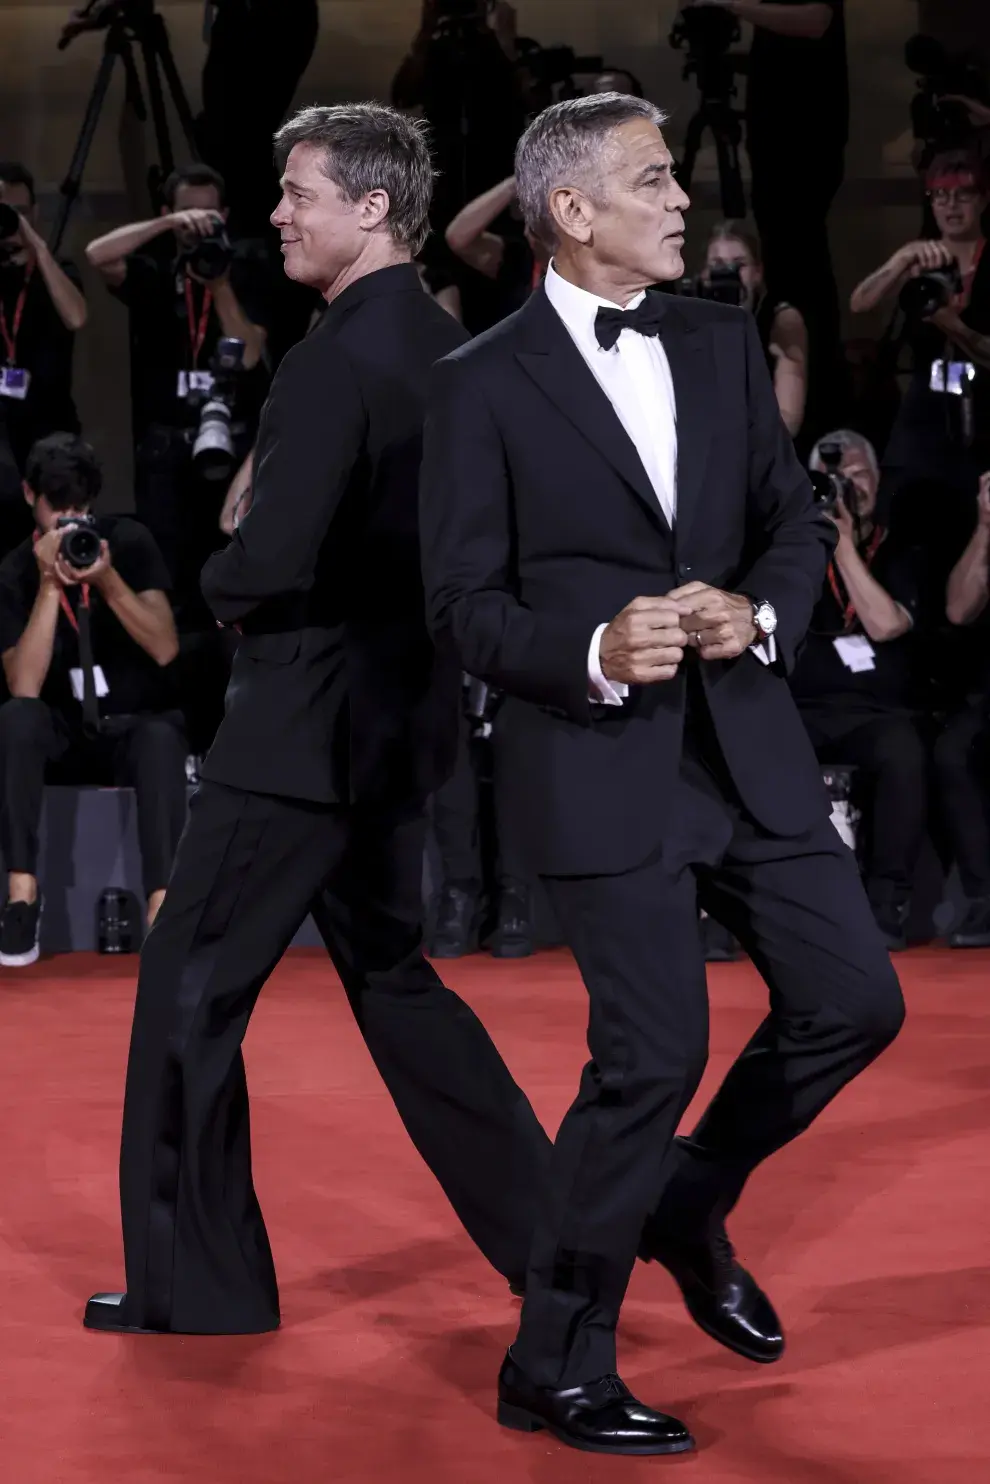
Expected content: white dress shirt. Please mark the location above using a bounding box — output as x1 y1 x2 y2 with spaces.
542 261 774 704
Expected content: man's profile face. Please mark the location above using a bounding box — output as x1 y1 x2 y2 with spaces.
838 449 879 521
271 142 370 292
563 120 689 287
165 182 226 247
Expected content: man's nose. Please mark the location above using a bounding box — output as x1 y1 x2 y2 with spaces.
271 200 289 229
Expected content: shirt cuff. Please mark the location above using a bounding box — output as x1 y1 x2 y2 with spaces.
588 622 628 705
749 633 777 666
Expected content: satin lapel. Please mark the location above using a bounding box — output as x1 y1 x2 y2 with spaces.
514 291 671 538
661 302 712 554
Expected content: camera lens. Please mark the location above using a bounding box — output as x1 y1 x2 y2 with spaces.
60 524 102 570
0 202 20 241
193 399 236 481
183 226 234 282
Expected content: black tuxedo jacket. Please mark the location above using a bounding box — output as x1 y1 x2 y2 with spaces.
420 286 837 876
200 263 465 807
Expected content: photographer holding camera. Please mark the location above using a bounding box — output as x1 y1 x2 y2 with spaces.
0 433 187 967
789 430 927 951
703 221 808 435
0 163 88 558
444 175 549 323
85 165 270 627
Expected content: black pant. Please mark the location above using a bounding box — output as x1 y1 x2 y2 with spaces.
512 735 904 1389
431 705 527 892
0 699 188 896
117 780 551 1333
801 711 928 903
934 700 990 898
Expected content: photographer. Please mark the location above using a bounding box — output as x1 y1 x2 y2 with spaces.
0 434 186 967
0 163 87 558
84 164 270 625
790 431 927 951
703 221 808 435
444 175 549 322
934 470 990 948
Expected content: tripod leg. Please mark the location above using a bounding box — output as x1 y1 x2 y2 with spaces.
678 112 707 197
137 31 177 200
151 15 202 162
51 48 120 254
712 118 747 221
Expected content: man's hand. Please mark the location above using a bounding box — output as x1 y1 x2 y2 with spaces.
33 530 65 587
828 492 857 547
894 239 955 276
978 471 990 530
939 95 990 130
599 595 689 685
169 208 224 239
668 581 758 661
54 539 111 589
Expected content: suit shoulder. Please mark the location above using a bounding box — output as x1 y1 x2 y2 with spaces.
434 305 528 375
658 291 750 331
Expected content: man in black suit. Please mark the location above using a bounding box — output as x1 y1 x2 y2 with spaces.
84 103 551 1337
421 93 905 1456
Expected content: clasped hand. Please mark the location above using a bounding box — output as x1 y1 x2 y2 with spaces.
599 584 758 686
34 527 111 589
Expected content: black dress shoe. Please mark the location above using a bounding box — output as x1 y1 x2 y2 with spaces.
641 1222 784 1364
497 1352 694 1456
490 886 535 959
84 1292 160 1334
948 895 990 948
427 883 484 958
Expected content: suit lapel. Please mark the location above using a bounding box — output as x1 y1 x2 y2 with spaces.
514 291 672 538
661 301 712 555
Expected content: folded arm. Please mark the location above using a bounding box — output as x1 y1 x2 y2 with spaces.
201 334 366 625
420 357 594 722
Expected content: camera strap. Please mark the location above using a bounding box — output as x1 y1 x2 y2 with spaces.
184 273 214 368
0 262 34 365
31 529 99 729
827 527 884 631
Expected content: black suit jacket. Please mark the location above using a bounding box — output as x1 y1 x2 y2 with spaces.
420 286 837 876
200 263 465 807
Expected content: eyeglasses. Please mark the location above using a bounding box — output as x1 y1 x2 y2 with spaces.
928 187 981 206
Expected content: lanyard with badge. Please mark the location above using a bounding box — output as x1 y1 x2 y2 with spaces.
0 262 34 402
176 272 216 402
32 530 108 729
828 528 885 675
928 232 983 406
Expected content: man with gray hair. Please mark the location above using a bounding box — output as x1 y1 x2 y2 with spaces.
84 103 552 1338
422 93 904 1454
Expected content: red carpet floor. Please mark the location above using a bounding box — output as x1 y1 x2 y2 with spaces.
1 946 988 1483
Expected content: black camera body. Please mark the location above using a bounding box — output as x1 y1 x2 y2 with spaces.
811 440 856 516
55 512 102 570
177 221 234 282
898 260 963 320
671 262 747 307
906 33 988 153
524 45 604 90
669 3 744 100
190 335 246 481
0 201 23 269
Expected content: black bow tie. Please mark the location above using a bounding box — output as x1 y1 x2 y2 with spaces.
594 296 666 352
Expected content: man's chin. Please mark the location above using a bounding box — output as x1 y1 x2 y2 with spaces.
652 244 684 284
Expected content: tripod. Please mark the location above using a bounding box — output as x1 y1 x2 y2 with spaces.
678 93 747 220
52 0 200 254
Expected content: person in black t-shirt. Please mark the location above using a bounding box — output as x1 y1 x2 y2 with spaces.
703 220 808 436
790 430 928 951
0 162 87 558
85 164 271 629
445 174 548 329
0 435 188 967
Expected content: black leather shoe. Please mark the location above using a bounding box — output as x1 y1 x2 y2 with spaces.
84 1292 160 1334
948 895 990 948
427 883 484 958
490 885 534 958
641 1222 784 1364
497 1352 694 1456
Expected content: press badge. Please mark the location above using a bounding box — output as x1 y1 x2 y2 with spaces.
929 359 976 396
833 635 876 673
0 366 30 401
177 370 215 399
69 666 110 702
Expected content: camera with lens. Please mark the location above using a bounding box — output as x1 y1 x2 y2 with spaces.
811 440 856 516
898 259 963 320
670 261 746 307
177 219 233 282
905 34 988 153
189 335 245 482
669 3 743 98
55 512 102 570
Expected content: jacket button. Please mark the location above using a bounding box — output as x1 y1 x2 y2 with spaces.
678 564 692 580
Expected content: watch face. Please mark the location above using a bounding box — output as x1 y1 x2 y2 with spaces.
755 602 776 634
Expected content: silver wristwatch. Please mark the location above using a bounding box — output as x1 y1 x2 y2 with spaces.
747 597 777 639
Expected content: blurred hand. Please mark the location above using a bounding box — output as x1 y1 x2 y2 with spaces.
828 492 857 545
169 209 223 239
34 529 65 587
939 94 990 130
668 581 757 661
894 239 954 276
599 595 689 685
55 539 111 589
978 471 990 530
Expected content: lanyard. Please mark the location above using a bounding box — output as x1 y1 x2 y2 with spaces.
955 236 985 309
0 263 34 365
32 530 90 631
184 273 213 368
827 526 884 632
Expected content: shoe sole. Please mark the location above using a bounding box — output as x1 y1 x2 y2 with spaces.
497 1401 695 1455
0 945 40 967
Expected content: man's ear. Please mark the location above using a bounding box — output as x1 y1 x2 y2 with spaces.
22 481 35 510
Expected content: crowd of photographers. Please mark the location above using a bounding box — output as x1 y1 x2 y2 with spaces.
0 0 989 966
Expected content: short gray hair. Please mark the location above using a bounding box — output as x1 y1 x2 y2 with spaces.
274 102 434 254
809 429 879 478
514 93 668 250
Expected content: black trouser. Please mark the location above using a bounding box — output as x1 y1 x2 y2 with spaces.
801 711 928 904
934 699 990 898
431 705 527 892
117 779 552 1333
0 698 188 897
512 728 904 1389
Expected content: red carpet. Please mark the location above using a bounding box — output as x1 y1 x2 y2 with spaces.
1 946 988 1482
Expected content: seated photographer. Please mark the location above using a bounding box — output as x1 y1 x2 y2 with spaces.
84 164 270 628
850 148 990 605
444 176 549 322
0 162 87 558
934 470 990 948
703 221 808 436
0 434 186 967
790 430 927 951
